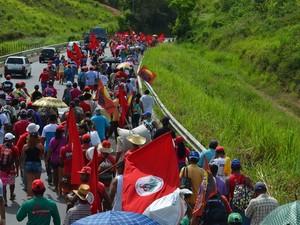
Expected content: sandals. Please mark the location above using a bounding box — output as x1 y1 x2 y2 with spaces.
10 193 16 201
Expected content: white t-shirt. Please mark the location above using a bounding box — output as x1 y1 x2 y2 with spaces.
0 113 9 134
140 94 154 113
86 70 97 86
100 75 109 87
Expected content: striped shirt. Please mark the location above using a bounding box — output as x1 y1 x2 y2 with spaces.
63 202 91 225
245 193 278 225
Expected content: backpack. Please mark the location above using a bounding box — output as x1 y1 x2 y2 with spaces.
143 119 156 138
231 175 254 211
0 144 15 172
98 155 114 183
202 193 228 225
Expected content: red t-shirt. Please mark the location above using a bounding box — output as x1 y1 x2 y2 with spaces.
60 144 72 174
70 88 82 101
79 101 91 114
0 144 19 160
228 174 245 200
81 144 91 166
39 72 50 82
13 119 31 141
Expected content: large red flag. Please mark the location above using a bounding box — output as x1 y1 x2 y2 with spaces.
118 84 129 128
122 132 179 213
73 42 82 65
95 81 116 114
68 107 84 184
88 33 99 50
138 65 157 85
90 148 100 214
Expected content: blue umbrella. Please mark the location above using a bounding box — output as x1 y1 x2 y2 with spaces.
72 211 160 225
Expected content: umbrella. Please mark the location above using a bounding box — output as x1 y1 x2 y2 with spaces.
260 201 300 225
33 97 68 108
72 211 160 225
117 62 133 70
102 56 121 63
116 44 125 50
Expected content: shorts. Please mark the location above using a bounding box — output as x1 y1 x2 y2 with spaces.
24 161 42 173
0 170 15 185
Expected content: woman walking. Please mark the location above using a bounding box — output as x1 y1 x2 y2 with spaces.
20 123 44 198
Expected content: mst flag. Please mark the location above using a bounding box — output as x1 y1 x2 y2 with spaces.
122 132 179 213
88 33 99 50
68 107 84 185
95 81 116 114
138 65 157 85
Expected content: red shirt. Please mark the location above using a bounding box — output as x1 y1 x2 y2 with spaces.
16 132 29 155
0 144 19 160
60 144 72 174
227 174 245 200
13 119 30 142
39 71 50 82
70 88 82 101
79 101 91 114
81 144 91 166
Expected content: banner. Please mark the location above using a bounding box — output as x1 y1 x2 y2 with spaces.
95 81 116 115
138 65 157 85
122 132 179 213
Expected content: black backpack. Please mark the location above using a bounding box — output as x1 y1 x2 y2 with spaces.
202 193 228 225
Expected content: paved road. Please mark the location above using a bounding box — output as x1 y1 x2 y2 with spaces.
0 47 114 225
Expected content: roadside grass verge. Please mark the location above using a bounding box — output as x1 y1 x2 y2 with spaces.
142 43 300 203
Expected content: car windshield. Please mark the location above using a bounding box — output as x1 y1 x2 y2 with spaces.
42 49 55 54
7 58 23 64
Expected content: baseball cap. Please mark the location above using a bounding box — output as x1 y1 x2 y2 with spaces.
56 124 65 131
254 182 266 191
215 146 225 153
228 213 242 224
82 134 91 142
5 75 11 80
84 86 90 91
174 136 184 144
143 111 152 117
231 159 241 169
66 81 72 86
32 179 45 191
189 151 200 159
5 133 15 141
77 166 91 174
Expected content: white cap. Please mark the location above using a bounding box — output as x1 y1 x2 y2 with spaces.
5 133 15 141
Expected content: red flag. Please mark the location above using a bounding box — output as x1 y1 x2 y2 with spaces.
73 42 82 63
95 81 116 114
122 132 179 213
138 65 157 85
68 107 84 184
67 49 80 67
157 33 165 43
90 148 100 214
88 33 99 50
118 84 129 128
193 156 217 216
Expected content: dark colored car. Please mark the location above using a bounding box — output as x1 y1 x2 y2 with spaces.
39 47 59 63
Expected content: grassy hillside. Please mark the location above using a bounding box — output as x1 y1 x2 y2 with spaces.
142 43 300 203
171 0 300 115
0 0 120 54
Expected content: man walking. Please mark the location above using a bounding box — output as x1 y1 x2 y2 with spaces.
16 179 61 225
245 182 278 225
91 108 110 142
140 90 154 114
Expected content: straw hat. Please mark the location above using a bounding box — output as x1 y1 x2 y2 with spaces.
73 184 90 201
98 140 113 153
126 134 146 146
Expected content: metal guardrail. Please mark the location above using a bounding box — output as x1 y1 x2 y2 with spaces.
137 60 206 153
0 40 83 66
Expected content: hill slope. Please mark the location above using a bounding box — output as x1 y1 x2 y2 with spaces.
0 0 120 42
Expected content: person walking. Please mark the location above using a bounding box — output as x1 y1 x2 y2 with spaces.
179 151 205 207
109 161 125 211
91 108 110 142
0 133 19 206
140 89 154 114
39 68 50 92
245 182 278 225
198 140 218 168
20 124 44 198
16 179 61 225
63 184 91 225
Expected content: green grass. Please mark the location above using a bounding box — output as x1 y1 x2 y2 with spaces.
142 43 300 203
0 0 120 55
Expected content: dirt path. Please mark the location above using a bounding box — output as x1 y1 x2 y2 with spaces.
236 75 300 121
99 3 122 16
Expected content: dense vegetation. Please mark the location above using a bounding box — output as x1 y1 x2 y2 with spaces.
142 43 300 203
0 0 119 54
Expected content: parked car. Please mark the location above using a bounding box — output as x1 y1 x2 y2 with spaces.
4 56 32 78
39 47 59 63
